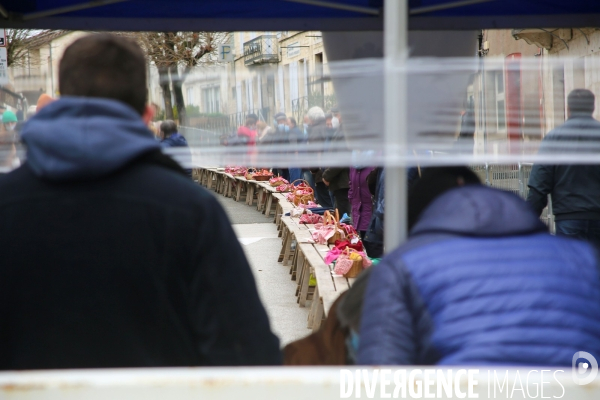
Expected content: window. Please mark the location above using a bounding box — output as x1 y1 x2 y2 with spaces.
495 71 506 133
287 41 300 58
246 79 254 111
202 86 220 114
289 61 299 107
278 66 285 112
186 87 194 105
235 82 242 113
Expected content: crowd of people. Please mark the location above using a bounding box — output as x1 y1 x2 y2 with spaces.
230 104 385 256
1 33 600 372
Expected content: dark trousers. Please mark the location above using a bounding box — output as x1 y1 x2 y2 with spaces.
276 168 290 182
315 182 334 208
332 188 351 217
329 192 336 209
363 240 383 259
302 170 316 190
555 219 600 249
289 168 303 183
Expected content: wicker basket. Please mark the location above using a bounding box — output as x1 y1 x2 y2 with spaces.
344 258 363 278
253 174 272 181
233 168 247 177
291 179 315 206
334 246 363 278
276 184 292 193
245 168 256 180
324 209 343 244
269 177 287 187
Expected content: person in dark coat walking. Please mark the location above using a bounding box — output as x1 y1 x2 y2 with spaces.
362 167 420 258
0 34 281 370
359 167 600 366
287 117 304 183
306 106 333 208
527 89 600 249
160 119 192 178
270 112 290 181
348 166 375 238
362 167 385 258
322 123 351 216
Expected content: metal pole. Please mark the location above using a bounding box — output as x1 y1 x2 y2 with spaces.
479 30 488 159
48 43 54 96
383 0 408 252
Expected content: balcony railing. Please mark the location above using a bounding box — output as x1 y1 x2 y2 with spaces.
244 35 279 66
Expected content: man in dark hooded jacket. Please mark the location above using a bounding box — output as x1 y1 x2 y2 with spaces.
359 167 600 366
160 119 192 178
0 34 280 370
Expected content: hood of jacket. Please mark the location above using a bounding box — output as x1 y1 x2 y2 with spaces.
411 185 547 238
161 133 188 148
20 97 160 181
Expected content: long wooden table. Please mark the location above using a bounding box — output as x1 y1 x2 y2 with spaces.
195 166 354 331
274 194 354 330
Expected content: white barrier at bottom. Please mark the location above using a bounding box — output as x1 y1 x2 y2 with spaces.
0 367 599 399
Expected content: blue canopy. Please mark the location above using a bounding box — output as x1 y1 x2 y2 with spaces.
0 0 599 31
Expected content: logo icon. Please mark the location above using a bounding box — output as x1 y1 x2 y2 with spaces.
572 351 598 385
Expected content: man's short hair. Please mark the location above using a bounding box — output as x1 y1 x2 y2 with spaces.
160 120 178 138
59 34 147 115
568 89 595 115
246 113 258 122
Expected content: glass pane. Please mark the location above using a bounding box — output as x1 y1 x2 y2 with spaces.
497 99 506 132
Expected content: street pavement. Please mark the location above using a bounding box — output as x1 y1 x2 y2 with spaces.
213 192 312 347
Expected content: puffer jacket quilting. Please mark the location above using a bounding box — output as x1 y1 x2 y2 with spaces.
358 185 600 366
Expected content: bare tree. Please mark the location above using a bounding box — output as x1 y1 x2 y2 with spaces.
130 32 176 120
130 31 230 124
6 29 55 68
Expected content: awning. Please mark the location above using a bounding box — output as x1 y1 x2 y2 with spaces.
0 0 599 31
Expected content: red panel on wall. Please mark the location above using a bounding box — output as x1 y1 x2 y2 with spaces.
505 53 522 154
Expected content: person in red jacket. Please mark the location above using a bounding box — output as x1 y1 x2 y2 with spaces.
237 113 258 146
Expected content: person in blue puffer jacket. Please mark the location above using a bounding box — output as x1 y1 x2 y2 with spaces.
160 120 192 178
358 166 600 366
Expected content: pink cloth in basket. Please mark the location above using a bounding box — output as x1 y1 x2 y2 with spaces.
334 257 356 275
332 250 372 275
311 223 345 245
324 248 343 264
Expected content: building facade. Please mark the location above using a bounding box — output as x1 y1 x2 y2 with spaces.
9 30 334 130
180 31 334 129
474 28 600 156
9 31 88 107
